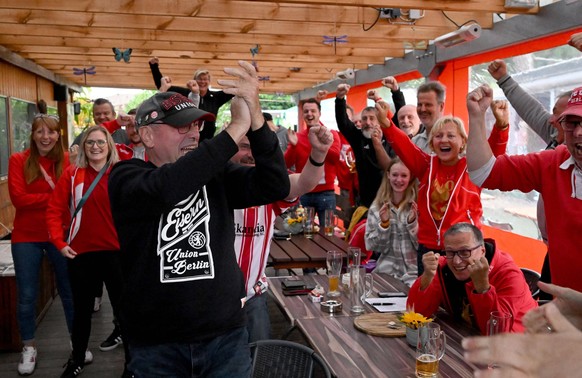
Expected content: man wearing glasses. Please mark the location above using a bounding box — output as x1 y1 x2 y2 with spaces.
407 223 537 335
108 61 290 376
466 85 582 294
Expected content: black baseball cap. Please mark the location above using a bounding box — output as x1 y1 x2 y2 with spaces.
135 92 215 128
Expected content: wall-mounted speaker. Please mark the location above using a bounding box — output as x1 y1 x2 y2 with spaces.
53 84 68 101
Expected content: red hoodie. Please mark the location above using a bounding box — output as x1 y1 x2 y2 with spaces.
407 239 537 335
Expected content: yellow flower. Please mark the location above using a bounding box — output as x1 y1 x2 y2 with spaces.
399 310 433 330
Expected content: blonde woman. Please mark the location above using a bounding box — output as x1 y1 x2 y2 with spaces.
366 158 419 286
46 126 124 378
377 101 508 275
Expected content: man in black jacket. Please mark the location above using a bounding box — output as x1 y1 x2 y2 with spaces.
109 61 290 377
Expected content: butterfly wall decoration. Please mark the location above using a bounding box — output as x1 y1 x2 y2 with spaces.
112 48 132 63
72 66 96 85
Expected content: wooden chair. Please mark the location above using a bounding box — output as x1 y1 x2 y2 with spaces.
250 339 331 378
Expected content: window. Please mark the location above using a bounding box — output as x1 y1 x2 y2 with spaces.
469 44 581 240
10 98 36 153
0 97 7 176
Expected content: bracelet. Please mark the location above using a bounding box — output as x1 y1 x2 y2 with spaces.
309 155 325 167
380 220 390 228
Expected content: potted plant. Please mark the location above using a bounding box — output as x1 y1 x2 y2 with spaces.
399 309 433 347
282 206 305 234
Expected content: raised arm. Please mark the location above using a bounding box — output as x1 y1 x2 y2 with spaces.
488 59 554 143
218 60 263 132
287 125 333 199
335 84 359 141
382 76 406 126
148 57 190 96
466 84 495 173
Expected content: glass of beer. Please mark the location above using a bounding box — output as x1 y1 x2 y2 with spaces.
415 322 446 378
326 251 343 298
324 209 336 236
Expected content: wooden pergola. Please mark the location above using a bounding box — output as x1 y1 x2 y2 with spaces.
0 0 539 94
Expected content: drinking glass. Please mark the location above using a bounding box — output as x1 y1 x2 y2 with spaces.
349 265 373 314
487 311 513 336
415 322 446 378
303 206 316 239
347 246 361 269
324 209 336 236
326 251 343 298
487 311 513 369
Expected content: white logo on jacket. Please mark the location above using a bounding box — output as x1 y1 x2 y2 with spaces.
157 187 214 282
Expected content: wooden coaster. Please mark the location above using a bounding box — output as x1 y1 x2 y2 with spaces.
353 313 406 337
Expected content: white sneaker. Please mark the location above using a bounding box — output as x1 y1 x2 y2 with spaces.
17 346 37 375
69 340 94 364
84 350 93 364
93 297 102 312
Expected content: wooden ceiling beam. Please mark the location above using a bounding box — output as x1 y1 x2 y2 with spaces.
0 36 405 58
245 0 538 13
0 0 537 16
0 24 435 50
0 0 492 26
0 10 479 40
14 47 391 65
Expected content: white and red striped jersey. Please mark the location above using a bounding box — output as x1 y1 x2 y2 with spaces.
234 199 296 300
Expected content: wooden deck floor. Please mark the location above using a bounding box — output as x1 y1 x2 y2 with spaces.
0 274 309 377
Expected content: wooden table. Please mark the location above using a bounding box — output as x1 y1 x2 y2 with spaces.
268 231 350 271
268 273 478 378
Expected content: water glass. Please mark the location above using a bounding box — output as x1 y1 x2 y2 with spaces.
487 311 513 369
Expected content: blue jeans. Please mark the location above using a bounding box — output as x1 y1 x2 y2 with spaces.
300 190 336 227
11 242 74 342
128 327 251 377
245 294 271 343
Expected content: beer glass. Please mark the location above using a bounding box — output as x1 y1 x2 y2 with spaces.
349 265 373 314
487 311 513 336
347 246 361 269
415 322 446 378
487 311 513 369
303 206 316 239
326 251 343 298
324 209 336 236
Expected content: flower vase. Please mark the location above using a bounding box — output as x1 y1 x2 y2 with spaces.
405 327 418 347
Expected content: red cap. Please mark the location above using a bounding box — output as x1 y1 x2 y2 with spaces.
559 87 582 120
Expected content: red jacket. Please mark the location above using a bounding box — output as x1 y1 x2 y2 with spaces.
382 124 508 249
284 126 341 193
46 164 119 253
407 239 537 335
8 150 71 243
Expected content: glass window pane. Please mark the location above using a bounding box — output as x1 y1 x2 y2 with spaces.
0 97 8 176
10 98 36 153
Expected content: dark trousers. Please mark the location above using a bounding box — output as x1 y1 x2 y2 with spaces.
68 251 124 364
539 251 552 300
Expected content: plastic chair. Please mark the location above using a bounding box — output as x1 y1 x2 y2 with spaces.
250 339 331 378
520 267 541 298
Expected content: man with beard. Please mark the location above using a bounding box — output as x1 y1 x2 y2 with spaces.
335 83 395 208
